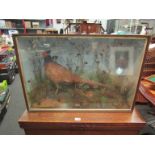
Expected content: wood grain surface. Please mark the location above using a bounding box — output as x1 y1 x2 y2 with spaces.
18 108 145 135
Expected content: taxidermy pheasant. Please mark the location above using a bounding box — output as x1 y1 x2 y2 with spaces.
42 51 106 94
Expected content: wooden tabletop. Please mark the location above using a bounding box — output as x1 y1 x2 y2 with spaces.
139 79 155 105
19 108 144 123
18 108 145 135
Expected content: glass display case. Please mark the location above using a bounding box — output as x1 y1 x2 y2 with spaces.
13 34 150 111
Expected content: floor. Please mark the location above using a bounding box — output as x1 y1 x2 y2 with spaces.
0 74 155 135
0 74 26 135
136 104 155 135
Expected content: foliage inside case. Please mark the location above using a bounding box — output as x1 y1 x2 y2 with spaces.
15 35 148 110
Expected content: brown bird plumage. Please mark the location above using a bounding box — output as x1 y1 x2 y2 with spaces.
43 51 106 94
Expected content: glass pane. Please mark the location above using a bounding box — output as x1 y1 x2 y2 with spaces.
15 35 148 111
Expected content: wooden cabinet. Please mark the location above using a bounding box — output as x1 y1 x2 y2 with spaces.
0 19 51 34
65 22 105 34
80 23 102 34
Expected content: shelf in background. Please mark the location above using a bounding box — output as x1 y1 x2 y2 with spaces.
0 27 24 30
0 27 58 31
0 19 48 34
26 28 52 30
0 27 49 30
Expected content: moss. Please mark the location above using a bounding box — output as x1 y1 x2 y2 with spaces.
101 96 108 102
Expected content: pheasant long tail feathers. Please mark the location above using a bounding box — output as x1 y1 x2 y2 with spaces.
80 79 107 88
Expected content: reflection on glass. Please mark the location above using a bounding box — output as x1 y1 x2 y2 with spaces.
15 35 148 111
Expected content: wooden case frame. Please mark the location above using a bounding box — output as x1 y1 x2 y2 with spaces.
13 34 150 112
